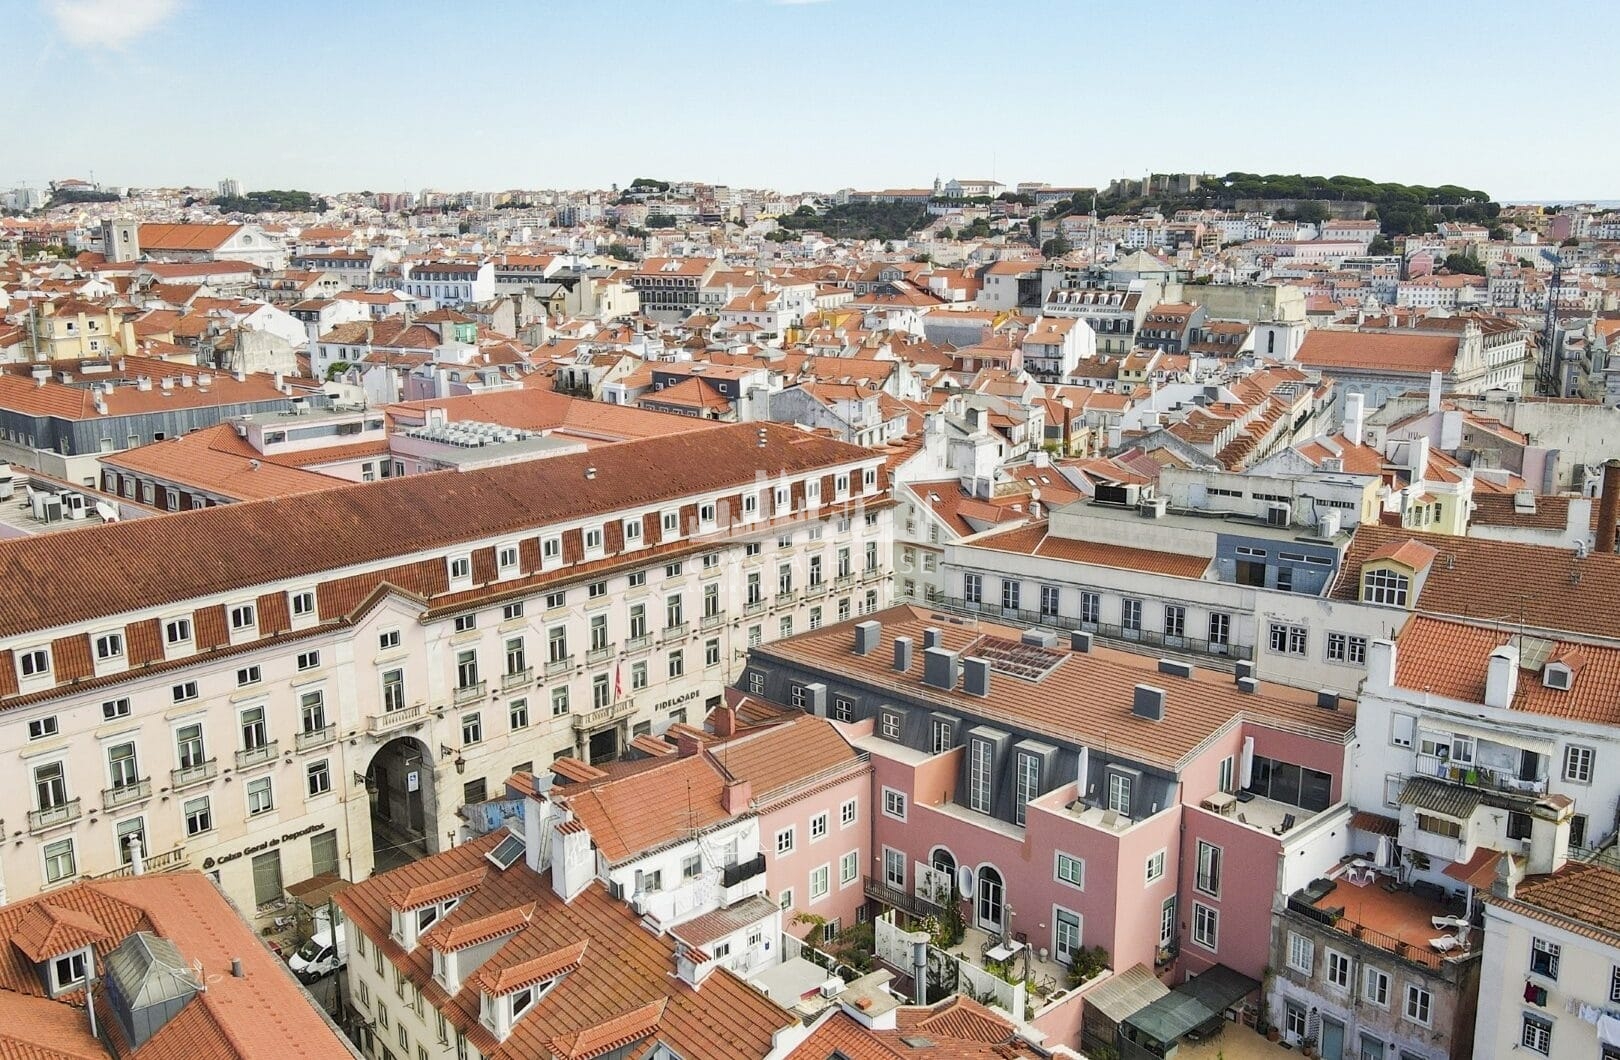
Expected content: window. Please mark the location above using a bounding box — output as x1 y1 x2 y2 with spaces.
235 665 261 687
1121 598 1142 633
1080 591 1100 625
107 742 139 789
631 662 647 691
968 739 993 813
1269 622 1307 656
1326 949 1351 989
810 865 830 900
379 630 401 651
503 601 524 621
453 613 476 633
52 951 87 990
229 603 256 631
1611 964 1620 1004
95 632 124 661
883 788 907 820
667 650 684 679
1195 841 1222 896
307 759 331 796
665 593 684 628
1326 632 1368 664
1363 966 1390 1006
1145 850 1165 884
840 849 859 885
547 626 568 663
588 580 607 600
252 849 282 908
1287 932 1313 974
247 776 273 815
43 838 75 883
583 528 603 554
1531 937 1560 979
506 637 527 675
1107 772 1132 815
1362 567 1410 606
545 590 566 611
184 795 212 836
172 680 198 704
1403 984 1431 1026
1285 1002 1307 1041
1391 712 1415 748
542 535 562 564
1416 813 1462 839
1218 755 1235 794
1564 745 1595 784
883 848 905 889
1056 853 1084 888
778 889 794 911
704 638 720 668
28 716 58 741
1039 584 1060 618
880 711 900 740
461 713 482 745
17 648 48 678
841 798 857 827
1001 579 1020 612
930 718 952 754
1159 896 1176 946
963 573 982 605
551 687 569 717
382 669 405 712
103 698 131 720
1521 1014 1552 1055
297 650 321 671
1191 903 1218 950
776 827 795 855
1208 611 1230 647
592 674 610 709
291 591 315 617
810 812 829 841
1014 752 1040 825
1164 604 1186 639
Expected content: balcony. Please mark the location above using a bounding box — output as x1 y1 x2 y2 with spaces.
99 845 188 878
775 591 796 607
863 875 943 920
545 655 575 677
170 759 217 790
571 698 636 733
502 667 534 691
861 568 885 583
1287 878 1475 973
625 633 654 654
453 680 487 705
743 599 767 616
834 574 855 589
805 581 828 599
660 622 688 643
28 799 81 833
369 703 425 734
1414 752 1547 796
586 646 615 666
721 853 767 888
939 597 1255 663
102 779 152 810
295 725 336 752
699 612 726 632
235 743 278 771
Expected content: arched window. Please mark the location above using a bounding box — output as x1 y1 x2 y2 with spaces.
930 848 956 876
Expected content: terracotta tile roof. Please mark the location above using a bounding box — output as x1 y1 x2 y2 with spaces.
668 894 777 949
788 1007 1040 1059
1296 330 1460 373
391 867 488 911
1499 862 1620 937
137 223 240 252
9 902 111 962
563 754 730 863
894 993 1017 1042
758 606 1355 772
709 714 865 801
470 938 588 994
1365 537 1439 571
972 522 1213 579
335 832 793 1060
421 902 536 951
1331 524 1620 640
101 424 347 501
0 422 873 640
547 998 665 1059
1392 615 1620 724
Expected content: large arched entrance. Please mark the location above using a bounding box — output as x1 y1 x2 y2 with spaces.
365 736 437 873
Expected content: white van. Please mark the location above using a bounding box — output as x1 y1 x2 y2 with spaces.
288 922 348 982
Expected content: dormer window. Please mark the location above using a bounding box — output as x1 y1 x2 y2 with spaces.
49 948 90 995
94 632 124 662
448 555 472 584
1543 663 1572 690
1361 567 1410 607
661 510 680 539
497 544 519 575
164 618 192 647
290 590 316 619
18 647 51 681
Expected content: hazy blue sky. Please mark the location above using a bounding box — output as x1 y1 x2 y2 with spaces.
10 0 1616 200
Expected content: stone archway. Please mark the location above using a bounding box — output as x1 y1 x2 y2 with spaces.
363 736 438 873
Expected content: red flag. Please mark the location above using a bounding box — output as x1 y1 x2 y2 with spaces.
614 662 623 700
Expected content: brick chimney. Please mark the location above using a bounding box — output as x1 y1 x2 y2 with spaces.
674 732 703 758
722 780 751 815
1598 458 1620 554
711 705 738 738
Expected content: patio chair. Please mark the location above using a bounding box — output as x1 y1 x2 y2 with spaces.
1272 813 1296 835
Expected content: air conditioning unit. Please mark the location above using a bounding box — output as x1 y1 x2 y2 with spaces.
1266 502 1292 527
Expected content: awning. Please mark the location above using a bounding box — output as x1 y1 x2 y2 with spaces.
1123 964 1260 1045
285 873 350 908
1444 848 1504 890
1448 721 1553 756
1084 963 1170 1023
1399 776 1481 820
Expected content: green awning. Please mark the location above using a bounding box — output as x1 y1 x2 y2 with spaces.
1122 964 1260 1045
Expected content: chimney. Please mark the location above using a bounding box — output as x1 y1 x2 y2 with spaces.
1598 458 1620 554
923 646 960 690
711 705 737 737
1236 676 1259 694
1234 659 1255 682
1343 391 1365 444
1070 630 1093 653
1484 644 1519 709
893 636 913 673
1427 370 1442 414
230 958 244 978
1407 435 1430 480
922 627 943 650
1131 684 1165 721
963 657 991 696
853 620 881 655
721 780 751 815
1366 639 1397 695
674 731 703 758
1316 689 1340 711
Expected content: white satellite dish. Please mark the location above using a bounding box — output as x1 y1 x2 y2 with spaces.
956 865 976 900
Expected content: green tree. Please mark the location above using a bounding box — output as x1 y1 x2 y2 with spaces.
605 242 635 261
1368 236 1394 255
1028 216 1042 245
644 213 677 228
1441 252 1486 276
1041 235 1072 258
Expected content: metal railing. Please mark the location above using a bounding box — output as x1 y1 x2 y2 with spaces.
864 875 943 920
28 798 81 833
170 759 217 789
102 779 152 810
940 597 1254 663
295 725 336 752
1414 752 1547 797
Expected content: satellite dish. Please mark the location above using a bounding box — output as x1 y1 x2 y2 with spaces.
956 865 976 899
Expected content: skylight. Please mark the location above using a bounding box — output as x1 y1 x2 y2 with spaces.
485 832 525 871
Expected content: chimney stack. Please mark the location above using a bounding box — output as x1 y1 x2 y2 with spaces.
922 627 943 650
1598 458 1620 554
1132 684 1165 721
893 636 913 673
963 657 991 696
1485 644 1519 709
1071 630 1092 653
854 620 881 656
923 647 960 691
230 958 244 978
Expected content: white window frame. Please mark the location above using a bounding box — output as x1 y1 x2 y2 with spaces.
882 787 907 821
1191 902 1218 951
1286 931 1313 975
1055 852 1084 889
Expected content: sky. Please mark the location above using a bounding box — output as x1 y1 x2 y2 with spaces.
8 0 1618 201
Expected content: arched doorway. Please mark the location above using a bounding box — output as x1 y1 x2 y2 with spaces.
365 736 437 873
976 865 1004 934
